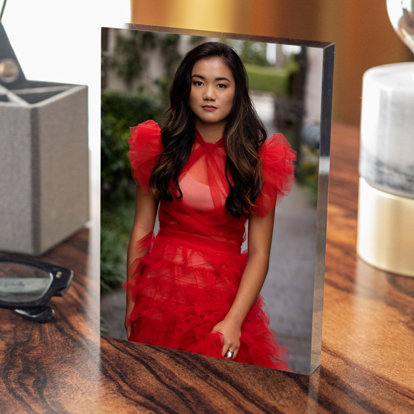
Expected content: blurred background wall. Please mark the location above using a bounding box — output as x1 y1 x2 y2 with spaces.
131 0 414 125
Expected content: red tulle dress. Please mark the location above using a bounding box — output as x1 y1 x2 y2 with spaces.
123 120 295 370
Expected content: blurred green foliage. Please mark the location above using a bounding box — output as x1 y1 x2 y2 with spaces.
107 31 158 89
221 39 270 66
101 90 163 294
101 90 164 204
295 146 319 205
245 62 298 96
100 196 135 294
105 31 183 97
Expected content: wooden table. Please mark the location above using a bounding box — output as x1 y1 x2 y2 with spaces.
1 124 413 413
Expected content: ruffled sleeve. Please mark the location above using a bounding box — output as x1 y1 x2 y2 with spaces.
253 133 296 217
128 120 163 194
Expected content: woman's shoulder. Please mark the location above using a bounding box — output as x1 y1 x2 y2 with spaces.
129 120 163 152
259 132 296 175
259 133 294 160
128 120 163 193
253 132 296 217
130 120 161 139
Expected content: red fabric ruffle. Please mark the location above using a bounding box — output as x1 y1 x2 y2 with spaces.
253 133 296 217
123 233 290 370
128 120 163 194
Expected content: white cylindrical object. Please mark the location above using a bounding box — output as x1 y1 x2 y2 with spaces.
358 62 414 276
359 62 414 198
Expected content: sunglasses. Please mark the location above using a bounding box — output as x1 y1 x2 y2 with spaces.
0 255 73 322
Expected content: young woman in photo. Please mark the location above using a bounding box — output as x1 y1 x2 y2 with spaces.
124 41 295 370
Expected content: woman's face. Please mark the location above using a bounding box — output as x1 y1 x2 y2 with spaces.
189 56 235 131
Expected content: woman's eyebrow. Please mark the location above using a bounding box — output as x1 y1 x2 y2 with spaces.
191 74 231 82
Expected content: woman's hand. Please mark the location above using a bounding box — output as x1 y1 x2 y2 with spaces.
125 296 135 340
125 319 131 339
125 314 137 340
213 210 275 359
211 318 242 360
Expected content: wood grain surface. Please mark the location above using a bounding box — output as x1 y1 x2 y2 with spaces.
1 123 413 413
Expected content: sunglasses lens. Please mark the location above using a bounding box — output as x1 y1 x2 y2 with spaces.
0 262 53 304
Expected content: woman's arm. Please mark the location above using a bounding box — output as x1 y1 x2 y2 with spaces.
125 185 158 338
212 208 275 359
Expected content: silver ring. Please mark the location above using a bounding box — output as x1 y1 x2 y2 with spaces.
225 350 234 359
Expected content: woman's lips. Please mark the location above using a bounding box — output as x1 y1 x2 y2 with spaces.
202 105 217 111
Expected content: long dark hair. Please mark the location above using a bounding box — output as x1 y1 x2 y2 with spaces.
150 41 267 217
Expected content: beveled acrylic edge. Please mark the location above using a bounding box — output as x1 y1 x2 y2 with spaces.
127 23 335 49
311 43 335 374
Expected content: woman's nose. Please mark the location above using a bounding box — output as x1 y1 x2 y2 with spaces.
203 85 215 101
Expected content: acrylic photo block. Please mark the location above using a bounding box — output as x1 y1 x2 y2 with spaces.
100 25 334 375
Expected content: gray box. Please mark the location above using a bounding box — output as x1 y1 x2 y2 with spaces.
0 82 89 255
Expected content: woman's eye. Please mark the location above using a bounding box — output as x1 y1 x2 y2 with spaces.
217 83 227 89
193 81 203 87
